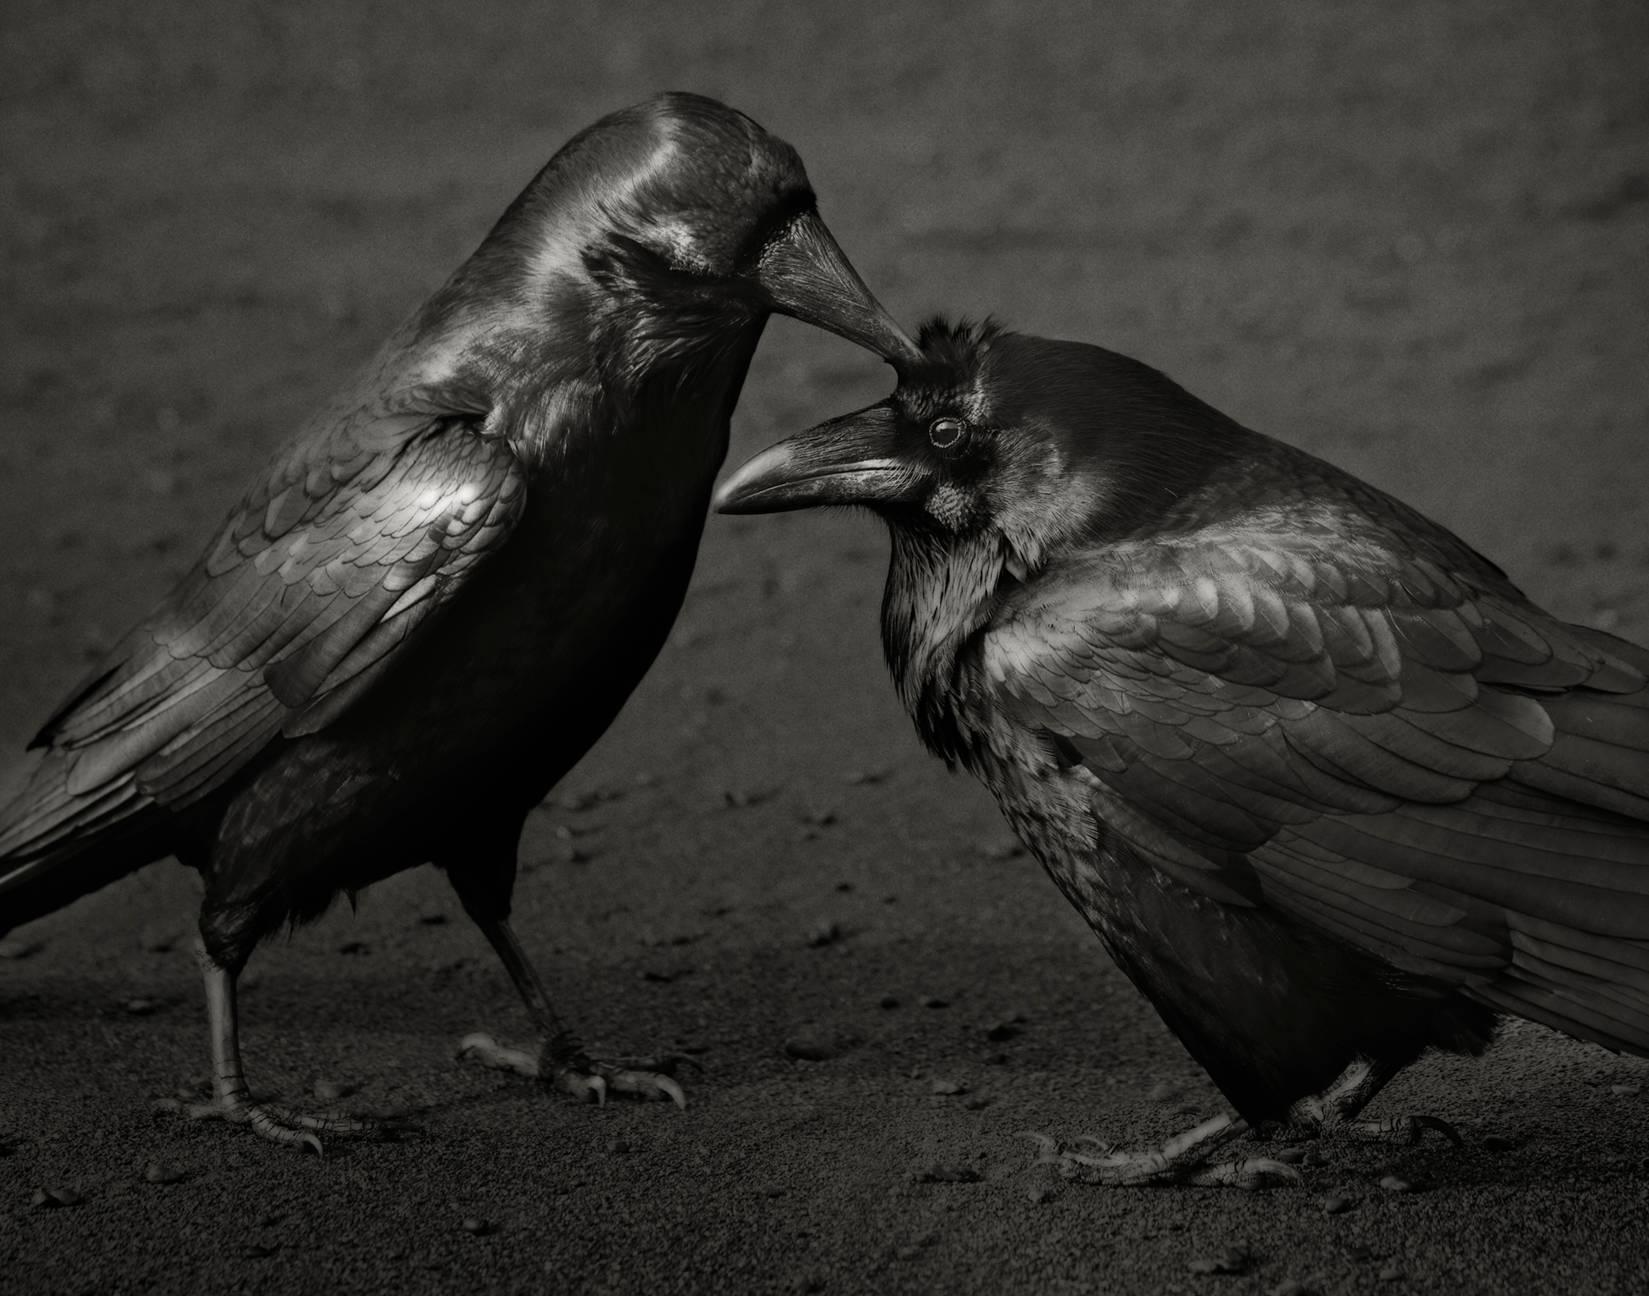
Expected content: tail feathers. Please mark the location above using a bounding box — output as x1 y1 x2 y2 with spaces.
0 750 160 935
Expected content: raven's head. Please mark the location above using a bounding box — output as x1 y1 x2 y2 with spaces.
715 316 1248 575
437 93 917 369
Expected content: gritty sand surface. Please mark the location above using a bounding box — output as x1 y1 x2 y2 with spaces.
3 2 1648 1293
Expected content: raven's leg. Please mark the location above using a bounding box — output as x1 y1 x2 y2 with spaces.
454 911 686 1109
158 940 379 1154
1024 1113 1300 1189
1286 1057 1461 1145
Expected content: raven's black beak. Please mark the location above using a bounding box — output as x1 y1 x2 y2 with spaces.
714 402 922 514
755 213 920 367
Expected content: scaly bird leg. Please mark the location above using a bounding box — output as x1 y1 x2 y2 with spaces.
456 915 686 1109
1286 1058 1461 1146
153 941 381 1155
1023 1113 1300 1190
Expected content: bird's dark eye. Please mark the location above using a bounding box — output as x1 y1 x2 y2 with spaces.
928 417 967 450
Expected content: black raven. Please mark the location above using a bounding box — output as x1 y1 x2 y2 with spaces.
716 316 1649 1187
0 93 917 1153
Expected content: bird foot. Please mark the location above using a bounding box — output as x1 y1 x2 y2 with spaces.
1021 1114 1300 1190
455 1031 688 1109
1285 1059 1461 1146
152 1092 384 1156
1314 1112 1463 1146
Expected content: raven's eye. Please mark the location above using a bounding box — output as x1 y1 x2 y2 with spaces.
928 417 967 450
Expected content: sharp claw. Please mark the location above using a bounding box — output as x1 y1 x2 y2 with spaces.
649 1074 688 1110
1415 1114 1464 1146
455 1031 499 1061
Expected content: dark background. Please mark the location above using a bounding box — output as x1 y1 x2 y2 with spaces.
2 2 1647 1292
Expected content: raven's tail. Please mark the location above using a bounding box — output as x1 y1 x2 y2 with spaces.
0 750 165 935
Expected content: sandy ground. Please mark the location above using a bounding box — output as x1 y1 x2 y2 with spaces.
3 2 1648 1293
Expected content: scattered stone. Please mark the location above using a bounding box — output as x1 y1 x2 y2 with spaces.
312 1078 355 1102
1378 1267 1405 1283
30 1186 82 1210
143 1162 189 1185
844 767 892 786
1269 1280 1323 1296
1187 1246 1253 1276
763 1185 785 1199
139 926 183 953
722 785 778 809
985 1016 1026 1042
799 808 838 827
783 1032 847 1062
930 1077 967 1097
976 837 1026 861
0 937 42 960
460 1216 494 1236
1610 1083 1642 1098
963 1094 993 1111
606 1138 634 1155
912 1163 980 1184
1321 1192 1356 1215
806 921 842 948
1147 1081 1181 1103
894 1245 923 1261
1026 1183 1054 1204
122 997 161 1016
920 996 950 1010
878 994 901 1011
416 908 448 926
1378 1174 1415 1194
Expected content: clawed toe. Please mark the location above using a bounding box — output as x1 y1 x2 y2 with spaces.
456 1031 689 1109
1020 1118 1295 1190
1345 1112 1462 1146
154 1092 386 1156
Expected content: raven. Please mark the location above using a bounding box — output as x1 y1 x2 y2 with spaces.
0 93 917 1153
716 316 1649 1187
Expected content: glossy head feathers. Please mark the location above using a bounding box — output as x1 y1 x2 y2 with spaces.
716 314 1258 572
416 93 916 371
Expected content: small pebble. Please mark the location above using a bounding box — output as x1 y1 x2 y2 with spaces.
607 1138 634 1155
1026 1184 1054 1204
930 1078 967 1096
783 1033 843 1062
1378 1267 1405 1283
894 1245 923 1261
312 1078 355 1102
123 997 160 1016
1269 1281 1322 1296
985 1017 1025 1042
912 1164 980 1184
878 994 900 1010
1610 1083 1642 1097
143 1162 188 1185
417 909 449 926
1378 1174 1414 1194
1186 1247 1253 1276
30 1186 82 1210
962 1095 993 1111
1321 1192 1355 1215
844 767 892 786
460 1217 493 1236
139 927 182 953
241 1242 279 1259
806 921 842 948
920 996 949 1010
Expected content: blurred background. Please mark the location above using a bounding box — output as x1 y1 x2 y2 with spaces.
2 2 1646 1293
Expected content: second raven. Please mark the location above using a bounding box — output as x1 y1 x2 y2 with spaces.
717 316 1649 1187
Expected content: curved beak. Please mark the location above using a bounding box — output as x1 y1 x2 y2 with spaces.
714 403 924 514
755 212 920 368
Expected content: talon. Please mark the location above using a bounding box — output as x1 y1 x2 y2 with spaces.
1018 1131 1062 1163
1413 1114 1463 1147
